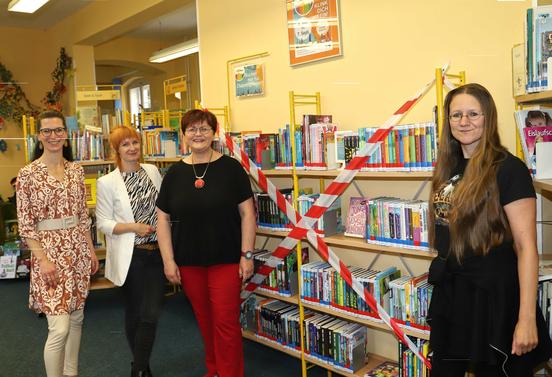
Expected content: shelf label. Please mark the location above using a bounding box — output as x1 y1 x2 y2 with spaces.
77 90 121 101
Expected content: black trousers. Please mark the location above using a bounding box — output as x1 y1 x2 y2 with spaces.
121 247 166 371
431 353 534 377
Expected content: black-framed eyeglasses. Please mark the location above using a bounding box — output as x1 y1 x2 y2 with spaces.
185 127 212 135
449 111 484 123
39 127 67 137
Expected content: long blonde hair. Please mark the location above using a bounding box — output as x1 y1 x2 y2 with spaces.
429 83 510 261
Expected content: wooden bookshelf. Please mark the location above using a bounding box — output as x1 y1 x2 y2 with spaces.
252 290 430 341
300 300 429 340
535 179 552 192
242 330 391 377
144 157 183 163
258 169 294 177
90 277 115 290
256 229 436 260
77 160 114 166
94 247 106 260
515 91 552 105
297 170 433 179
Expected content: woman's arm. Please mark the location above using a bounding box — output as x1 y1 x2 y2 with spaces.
96 177 154 237
238 197 256 282
156 207 180 284
505 197 539 355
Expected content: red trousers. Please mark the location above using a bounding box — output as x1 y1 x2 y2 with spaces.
179 264 244 377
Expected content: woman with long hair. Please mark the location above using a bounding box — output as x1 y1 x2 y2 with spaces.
427 83 552 376
16 110 99 377
96 126 164 377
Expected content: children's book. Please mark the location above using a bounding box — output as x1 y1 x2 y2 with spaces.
523 126 552 171
345 197 368 238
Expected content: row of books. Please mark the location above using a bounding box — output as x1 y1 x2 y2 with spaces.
241 295 368 373
524 6 552 93
253 247 308 297
141 129 183 158
298 193 343 237
300 262 431 332
224 115 437 172
68 129 108 161
254 189 295 232
345 197 430 251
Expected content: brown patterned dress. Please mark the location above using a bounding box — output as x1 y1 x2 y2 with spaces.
17 159 92 315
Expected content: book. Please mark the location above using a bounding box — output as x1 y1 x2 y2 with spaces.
513 43 527 97
345 197 368 238
514 109 552 170
84 178 97 206
0 255 17 279
523 125 552 171
364 361 399 377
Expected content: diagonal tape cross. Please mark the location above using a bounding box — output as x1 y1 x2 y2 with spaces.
220 66 452 370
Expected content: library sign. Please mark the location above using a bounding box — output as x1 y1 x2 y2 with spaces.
77 90 121 101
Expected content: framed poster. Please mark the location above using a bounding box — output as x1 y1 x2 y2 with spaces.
287 0 342 65
235 64 265 97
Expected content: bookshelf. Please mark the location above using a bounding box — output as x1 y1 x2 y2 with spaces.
514 92 552 258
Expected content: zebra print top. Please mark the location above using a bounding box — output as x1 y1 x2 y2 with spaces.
122 167 158 245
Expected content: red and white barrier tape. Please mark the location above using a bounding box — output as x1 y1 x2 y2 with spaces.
222 66 452 369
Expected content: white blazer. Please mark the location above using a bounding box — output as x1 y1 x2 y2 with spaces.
96 164 163 286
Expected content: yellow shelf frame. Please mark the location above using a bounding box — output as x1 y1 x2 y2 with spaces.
435 69 466 136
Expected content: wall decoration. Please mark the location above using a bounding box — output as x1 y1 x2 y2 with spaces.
287 0 342 65
0 63 39 123
235 64 265 97
42 48 73 112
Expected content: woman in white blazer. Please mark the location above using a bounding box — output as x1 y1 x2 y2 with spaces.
96 126 164 377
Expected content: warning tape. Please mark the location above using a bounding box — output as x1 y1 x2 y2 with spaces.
222 66 452 369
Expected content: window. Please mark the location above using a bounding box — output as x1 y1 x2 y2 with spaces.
129 84 152 120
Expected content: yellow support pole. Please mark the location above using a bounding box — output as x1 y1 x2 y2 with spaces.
22 115 29 163
289 91 308 377
435 68 445 137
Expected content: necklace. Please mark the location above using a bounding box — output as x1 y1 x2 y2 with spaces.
191 150 214 189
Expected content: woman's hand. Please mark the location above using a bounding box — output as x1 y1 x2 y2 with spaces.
90 250 99 275
239 258 254 283
512 317 538 355
134 223 155 237
164 259 181 285
39 258 58 288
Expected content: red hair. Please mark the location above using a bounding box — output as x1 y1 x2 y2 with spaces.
109 126 141 169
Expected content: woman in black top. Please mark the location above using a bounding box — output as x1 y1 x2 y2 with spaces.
428 83 552 376
156 109 256 377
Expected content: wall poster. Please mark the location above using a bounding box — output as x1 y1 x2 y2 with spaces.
235 64 265 97
287 0 342 65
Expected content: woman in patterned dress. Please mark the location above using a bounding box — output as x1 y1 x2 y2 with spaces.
16 110 99 377
96 126 164 377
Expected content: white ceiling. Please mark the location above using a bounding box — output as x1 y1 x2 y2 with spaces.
0 0 197 41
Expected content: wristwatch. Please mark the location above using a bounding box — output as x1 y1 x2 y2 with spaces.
241 250 253 260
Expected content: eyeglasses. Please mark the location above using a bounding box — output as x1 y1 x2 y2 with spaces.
185 126 212 135
449 111 484 123
39 127 67 137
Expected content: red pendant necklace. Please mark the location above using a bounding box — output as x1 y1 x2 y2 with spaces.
191 150 214 189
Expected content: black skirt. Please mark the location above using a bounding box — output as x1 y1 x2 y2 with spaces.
427 244 552 369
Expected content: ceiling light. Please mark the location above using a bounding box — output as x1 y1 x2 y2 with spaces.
8 0 49 13
149 39 199 63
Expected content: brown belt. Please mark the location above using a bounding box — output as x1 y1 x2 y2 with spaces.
135 242 159 251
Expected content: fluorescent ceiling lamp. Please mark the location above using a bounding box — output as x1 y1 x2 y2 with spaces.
8 0 49 13
149 39 199 63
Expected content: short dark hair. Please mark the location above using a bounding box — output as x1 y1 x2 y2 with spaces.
10 177 16 185
181 109 218 134
32 110 73 162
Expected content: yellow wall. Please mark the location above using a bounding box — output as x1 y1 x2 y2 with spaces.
196 0 531 361
197 0 528 153
0 27 58 199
